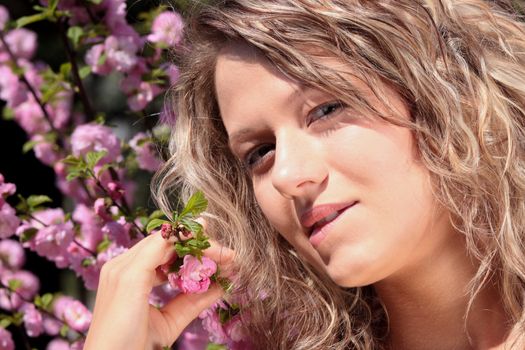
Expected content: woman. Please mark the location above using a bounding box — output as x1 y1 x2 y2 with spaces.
85 0 525 349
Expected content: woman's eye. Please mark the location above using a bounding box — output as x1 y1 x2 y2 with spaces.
244 144 274 170
308 101 345 125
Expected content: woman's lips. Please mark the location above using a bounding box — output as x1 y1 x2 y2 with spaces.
307 202 357 247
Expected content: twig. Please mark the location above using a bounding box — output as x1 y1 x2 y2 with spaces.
57 18 95 120
0 31 62 138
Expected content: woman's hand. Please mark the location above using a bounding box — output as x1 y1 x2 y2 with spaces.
84 223 233 350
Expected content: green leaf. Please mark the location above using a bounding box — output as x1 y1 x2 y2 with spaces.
2 107 14 121
66 171 85 181
174 243 191 257
79 66 91 79
97 52 107 65
146 218 168 233
87 0 104 4
11 312 23 326
41 293 53 309
16 13 48 28
41 82 62 103
149 210 166 220
61 155 82 166
60 324 69 337
20 228 38 242
22 140 39 154
96 235 111 253
179 191 208 218
48 0 59 11
85 150 107 169
0 317 11 328
206 343 228 350
179 217 203 235
8 279 21 291
67 26 84 48
82 257 95 267
59 62 72 78
27 195 52 209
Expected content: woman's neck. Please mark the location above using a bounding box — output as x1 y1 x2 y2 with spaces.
373 233 511 350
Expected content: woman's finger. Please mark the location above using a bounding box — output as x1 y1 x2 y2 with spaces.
158 284 224 344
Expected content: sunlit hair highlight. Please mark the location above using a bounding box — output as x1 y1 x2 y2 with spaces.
153 0 525 348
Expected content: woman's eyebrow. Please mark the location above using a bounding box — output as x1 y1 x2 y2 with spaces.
228 127 256 150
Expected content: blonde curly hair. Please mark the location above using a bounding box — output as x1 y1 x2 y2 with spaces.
153 1 525 348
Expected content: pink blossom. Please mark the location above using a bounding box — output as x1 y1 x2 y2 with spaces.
0 288 22 311
129 132 162 172
21 303 44 337
101 0 141 43
102 217 131 247
97 242 127 264
200 307 228 344
84 44 112 75
70 123 121 164
224 315 247 343
73 204 103 251
46 89 72 130
0 204 19 239
0 65 27 108
17 208 74 268
148 11 184 48
70 340 84 350
53 296 92 332
179 320 210 350
66 243 99 290
55 0 90 26
32 135 61 166
42 314 62 336
173 255 217 294
104 35 138 72
127 81 160 111
164 64 180 86
13 97 48 135
0 327 14 350
63 299 92 332
93 198 111 222
46 338 70 350
0 239 25 270
0 270 39 310
0 174 16 200
4 28 37 59
148 282 179 308
106 181 124 201
0 6 9 31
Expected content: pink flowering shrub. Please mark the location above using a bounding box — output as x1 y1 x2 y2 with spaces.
0 1 250 349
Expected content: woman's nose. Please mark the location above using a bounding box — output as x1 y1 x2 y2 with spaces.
271 131 327 199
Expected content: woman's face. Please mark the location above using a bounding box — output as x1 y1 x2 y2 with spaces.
215 44 456 287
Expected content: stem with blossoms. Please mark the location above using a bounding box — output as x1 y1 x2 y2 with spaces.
0 280 87 339
0 32 62 139
0 1 250 349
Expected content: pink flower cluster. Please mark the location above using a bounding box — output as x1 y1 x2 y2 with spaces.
0 234 89 348
161 255 217 294
0 175 19 239
198 300 253 349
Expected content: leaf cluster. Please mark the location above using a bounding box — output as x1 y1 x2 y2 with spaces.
62 150 109 181
146 191 210 259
